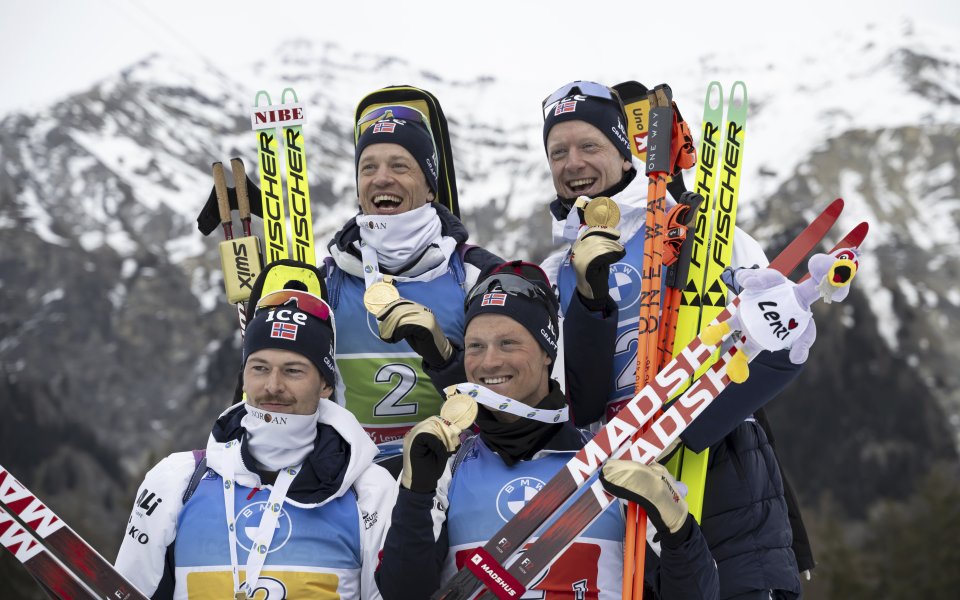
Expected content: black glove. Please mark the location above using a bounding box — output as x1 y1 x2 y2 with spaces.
571 227 625 304
376 299 453 367
401 393 477 493
600 460 688 536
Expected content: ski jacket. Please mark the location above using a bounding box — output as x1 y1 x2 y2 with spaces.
696 418 802 599
376 385 719 600
326 203 501 459
541 158 769 423
115 401 396 600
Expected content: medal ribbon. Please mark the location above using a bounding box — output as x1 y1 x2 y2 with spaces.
221 440 300 598
444 383 569 424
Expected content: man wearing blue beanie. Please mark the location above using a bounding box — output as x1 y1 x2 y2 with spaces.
117 291 395 599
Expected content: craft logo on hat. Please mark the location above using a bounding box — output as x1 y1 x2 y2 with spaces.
612 118 629 148
373 121 396 133
554 98 578 115
481 292 508 307
270 321 298 340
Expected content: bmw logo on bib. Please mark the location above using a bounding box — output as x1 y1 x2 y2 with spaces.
496 477 545 522
235 501 293 553
608 262 642 309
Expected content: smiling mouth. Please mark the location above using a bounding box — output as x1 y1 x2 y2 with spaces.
567 178 596 194
480 376 511 385
372 194 403 210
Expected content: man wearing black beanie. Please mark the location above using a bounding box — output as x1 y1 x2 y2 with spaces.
325 92 503 474
376 266 720 599
539 81 810 600
117 291 395 599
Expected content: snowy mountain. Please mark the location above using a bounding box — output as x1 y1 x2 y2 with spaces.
0 17 958 590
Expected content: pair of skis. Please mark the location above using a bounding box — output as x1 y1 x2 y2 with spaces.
0 464 147 600
434 200 867 600
251 88 316 267
665 81 749 522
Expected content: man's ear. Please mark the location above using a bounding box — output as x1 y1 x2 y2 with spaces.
622 159 632 172
319 380 334 399
427 190 436 202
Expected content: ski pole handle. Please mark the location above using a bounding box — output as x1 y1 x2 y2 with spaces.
231 158 251 222
212 162 233 239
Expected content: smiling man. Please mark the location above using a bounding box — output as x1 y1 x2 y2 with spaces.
375 267 720 599
116 290 395 600
325 95 502 473
538 81 813 600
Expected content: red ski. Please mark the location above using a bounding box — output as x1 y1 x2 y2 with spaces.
0 464 148 600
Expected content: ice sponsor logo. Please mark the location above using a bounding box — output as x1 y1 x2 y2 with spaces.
607 262 643 310
234 501 293 553
496 477 546 522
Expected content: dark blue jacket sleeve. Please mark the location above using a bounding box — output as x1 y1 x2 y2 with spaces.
562 291 618 427
680 349 803 452
645 515 719 600
422 345 468 396
377 487 449 599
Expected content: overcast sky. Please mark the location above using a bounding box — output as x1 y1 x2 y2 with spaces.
2 0 958 116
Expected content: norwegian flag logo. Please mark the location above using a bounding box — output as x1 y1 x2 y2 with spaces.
373 121 396 133
271 322 298 340
481 293 507 307
554 100 577 115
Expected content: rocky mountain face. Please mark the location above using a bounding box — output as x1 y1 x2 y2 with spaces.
1 19 958 598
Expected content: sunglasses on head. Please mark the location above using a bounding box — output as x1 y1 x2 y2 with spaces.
464 272 560 316
256 289 333 323
541 80 625 119
355 105 436 143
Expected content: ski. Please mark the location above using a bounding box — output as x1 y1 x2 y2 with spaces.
0 464 148 600
251 90 291 264
666 82 748 521
1 504 100 599
278 88 316 265
469 221 868 599
431 202 853 600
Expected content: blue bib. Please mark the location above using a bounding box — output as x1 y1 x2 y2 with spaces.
327 253 467 450
558 229 650 413
174 474 361 597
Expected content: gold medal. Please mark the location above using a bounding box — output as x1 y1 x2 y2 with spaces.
363 279 400 315
584 196 621 228
441 393 478 430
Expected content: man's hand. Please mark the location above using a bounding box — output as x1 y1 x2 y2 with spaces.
571 227 625 304
377 299 454 367
401 394 477 493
